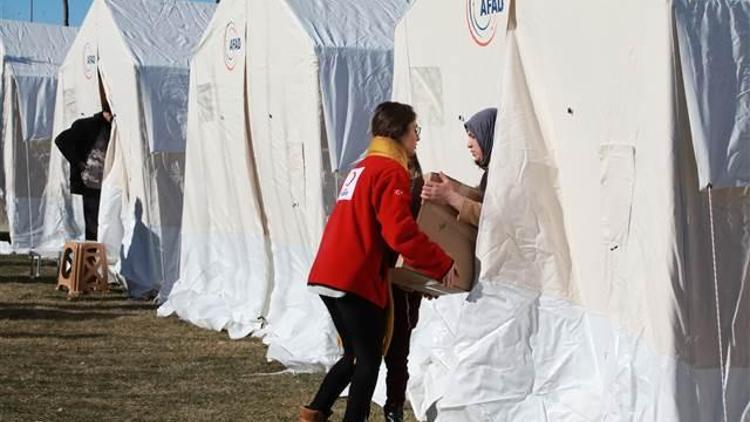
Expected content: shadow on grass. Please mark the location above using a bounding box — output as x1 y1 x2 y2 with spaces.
0 331 107 340
0 276 57 284
0 307 128 321
41 303 157 312
51 294 134 302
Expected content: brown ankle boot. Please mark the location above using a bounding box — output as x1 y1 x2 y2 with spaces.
298 406 329 422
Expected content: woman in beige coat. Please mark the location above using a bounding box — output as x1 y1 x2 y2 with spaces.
421 108 497 226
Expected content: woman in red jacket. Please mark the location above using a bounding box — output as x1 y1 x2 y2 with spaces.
300 102 456 422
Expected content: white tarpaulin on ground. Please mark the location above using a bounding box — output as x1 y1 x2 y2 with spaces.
42 0 214 298
0 20 76 252
398 0 750 421
159 0 410 370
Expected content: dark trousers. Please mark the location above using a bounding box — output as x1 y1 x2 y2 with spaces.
384 286 422 411
81 189 101 241
310 294 386 422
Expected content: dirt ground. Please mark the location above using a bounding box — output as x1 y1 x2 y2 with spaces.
0 255 418 422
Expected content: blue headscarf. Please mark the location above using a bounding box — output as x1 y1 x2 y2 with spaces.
464 108 497 191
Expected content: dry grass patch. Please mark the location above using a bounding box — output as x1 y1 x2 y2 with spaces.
0 255 417 421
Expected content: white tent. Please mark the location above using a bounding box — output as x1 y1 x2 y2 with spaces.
42 0 215 298
386 0 509 412
397 0 750 421
158 0 410 369
392 0 507 183
0 20 76 252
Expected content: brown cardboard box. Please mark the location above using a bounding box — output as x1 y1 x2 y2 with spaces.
389 173 482 296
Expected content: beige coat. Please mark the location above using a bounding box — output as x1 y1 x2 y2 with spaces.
458 197 482 227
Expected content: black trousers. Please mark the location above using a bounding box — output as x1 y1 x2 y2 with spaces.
81 189 101 241
310 294 386 422
384 285 422 411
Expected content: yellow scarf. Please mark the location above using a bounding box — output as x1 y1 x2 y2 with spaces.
366 136 409 171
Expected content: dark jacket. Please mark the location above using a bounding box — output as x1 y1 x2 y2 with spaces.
384 156 424 267
55 112 111 194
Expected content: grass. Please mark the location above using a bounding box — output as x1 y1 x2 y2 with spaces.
0 255 418 422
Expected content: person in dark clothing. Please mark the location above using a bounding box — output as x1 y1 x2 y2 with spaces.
54 106 112 240
383 155 425 422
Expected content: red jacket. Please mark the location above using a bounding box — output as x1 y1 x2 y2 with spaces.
308 147 453 309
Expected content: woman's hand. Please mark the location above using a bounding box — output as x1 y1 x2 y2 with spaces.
421 172 463 211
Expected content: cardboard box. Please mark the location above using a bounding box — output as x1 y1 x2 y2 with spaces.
389 173 482 296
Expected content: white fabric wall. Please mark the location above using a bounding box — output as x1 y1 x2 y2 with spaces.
245 0 339 371
392 0 507 185
161 0 408 372
388 0 510 415
0 21 77 144
158 0 273 339
405 0 750 420
96 4 160 298
45 0 214 298
285 0 409 175
2 76 53 250
158 0 339 365
0 21 76 252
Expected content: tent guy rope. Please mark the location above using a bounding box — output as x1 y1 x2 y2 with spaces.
707 184 729 422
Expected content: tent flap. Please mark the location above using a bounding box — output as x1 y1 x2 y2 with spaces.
14 75 57 142
139 66 191 153
318 47 395 172
675 0 750 189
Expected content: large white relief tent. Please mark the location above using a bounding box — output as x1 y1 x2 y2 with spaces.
158 0 410 369
392 0 507 182
401 0 750 421
0 20 76 252
387 0 509 413
42 0 215 298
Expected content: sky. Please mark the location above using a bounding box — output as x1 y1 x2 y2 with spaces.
0 0 215 26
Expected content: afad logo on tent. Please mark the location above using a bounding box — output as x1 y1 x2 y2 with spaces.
83 43 97 80
466 0 504 47
224 22 242 71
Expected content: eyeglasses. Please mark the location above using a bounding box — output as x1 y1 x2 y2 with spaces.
415 124 422 137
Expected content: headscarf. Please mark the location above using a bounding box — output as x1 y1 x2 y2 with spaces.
463 107 497 191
